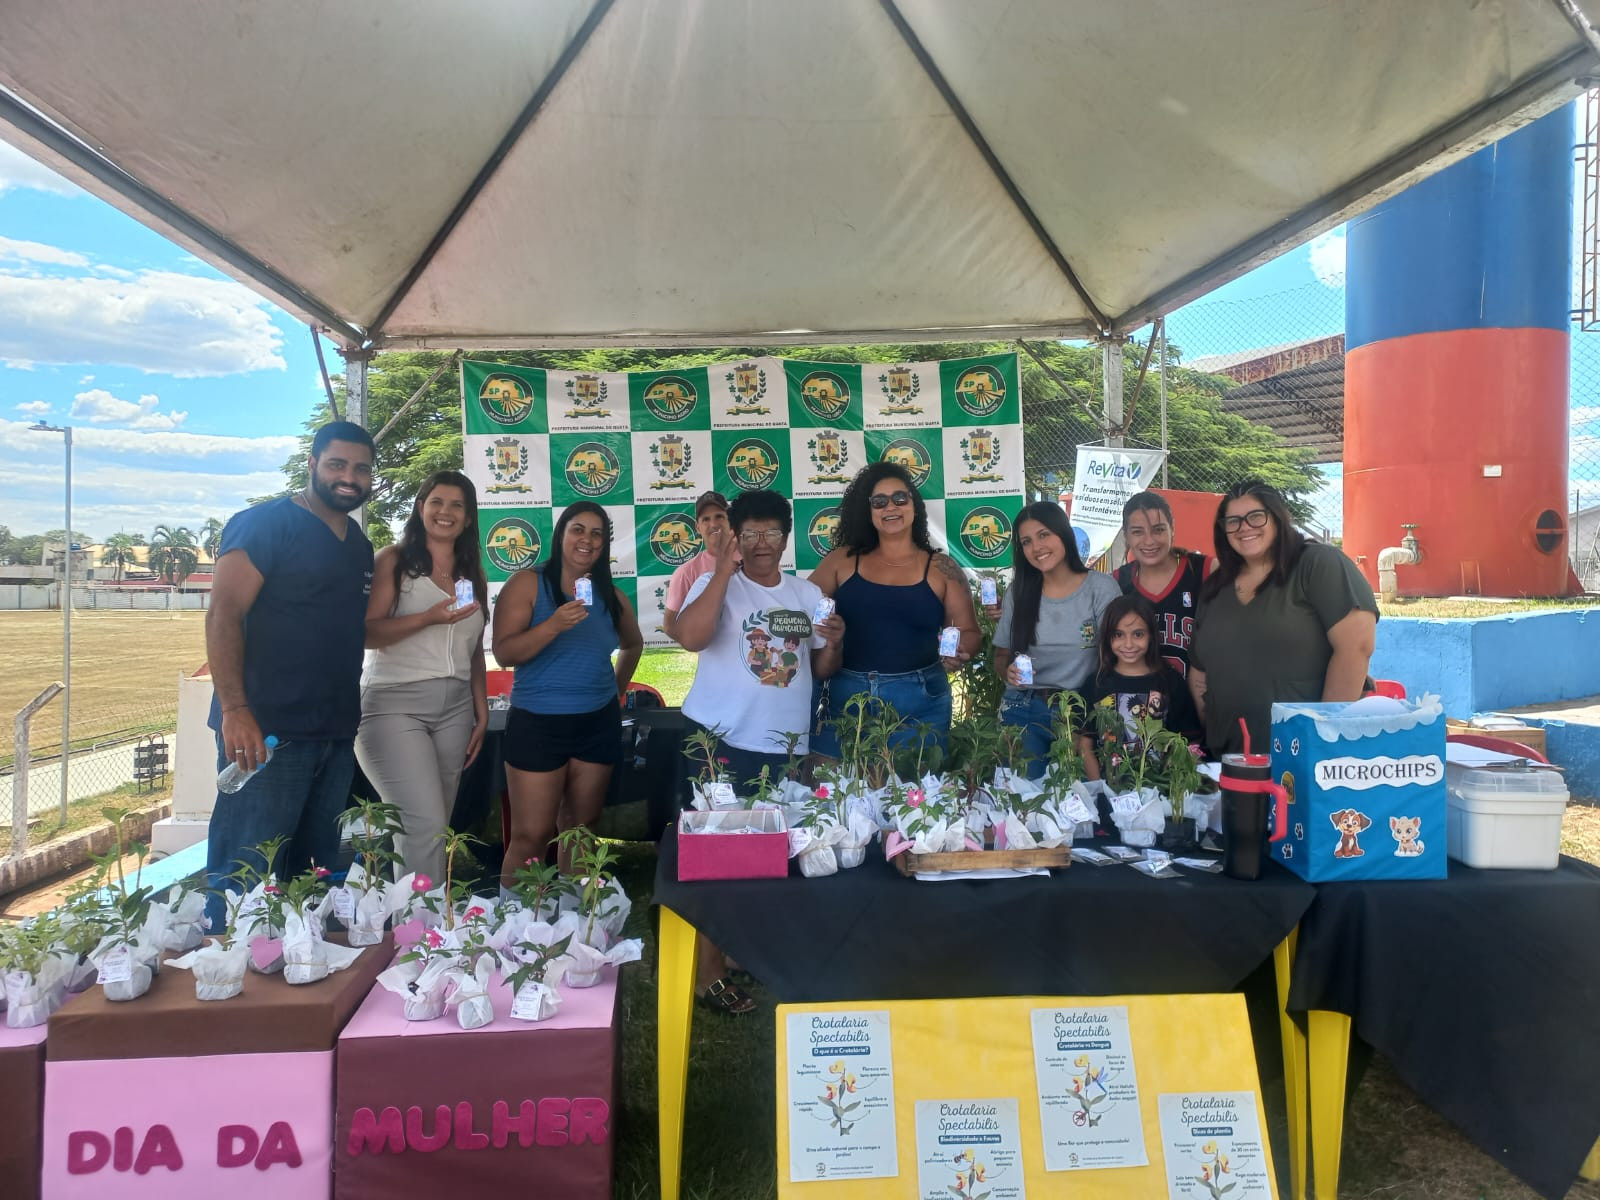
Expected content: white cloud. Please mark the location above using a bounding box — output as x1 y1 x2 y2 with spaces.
14 400 51 416
1307 229 1346 288
0 139 77 195
0 236 88 268
0 417 298 460
0 267 286 377
78 374 94 385
70 388 186 430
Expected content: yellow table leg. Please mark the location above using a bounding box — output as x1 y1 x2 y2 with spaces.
1307 1009 1352 1200
1581 1134 1600 1180
658 906 700 1200
1273 931 1308 1200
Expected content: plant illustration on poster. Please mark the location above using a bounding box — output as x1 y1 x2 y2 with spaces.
1156 1091 1273 1198
461 353 1025 644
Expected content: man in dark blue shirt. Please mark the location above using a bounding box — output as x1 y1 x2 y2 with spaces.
205 421 376 922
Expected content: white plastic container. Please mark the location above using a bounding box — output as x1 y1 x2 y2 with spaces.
1445 761 1568 870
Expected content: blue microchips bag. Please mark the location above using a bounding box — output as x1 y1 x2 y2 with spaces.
1269 695 1448 881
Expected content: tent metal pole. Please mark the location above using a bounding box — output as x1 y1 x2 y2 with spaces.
1101 337 1125 449
1159 319 1169 488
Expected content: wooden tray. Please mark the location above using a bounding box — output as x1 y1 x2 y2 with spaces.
891 846 1071 876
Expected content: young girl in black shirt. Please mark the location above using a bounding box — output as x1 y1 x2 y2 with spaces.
1078 593 1202 781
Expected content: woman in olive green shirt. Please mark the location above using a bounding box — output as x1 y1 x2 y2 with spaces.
1189 481 1378 756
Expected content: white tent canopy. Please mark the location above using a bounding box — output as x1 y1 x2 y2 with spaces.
0 0 1596 350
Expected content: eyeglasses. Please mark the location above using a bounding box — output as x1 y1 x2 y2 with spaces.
737 529 786 546
869 490 912 510
1223 508 1271 533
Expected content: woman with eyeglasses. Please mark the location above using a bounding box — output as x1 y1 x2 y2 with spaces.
809 462 980 756
675 489 844 1015
1190 480 1377 756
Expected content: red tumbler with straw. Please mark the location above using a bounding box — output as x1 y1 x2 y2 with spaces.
1218 718 1290 880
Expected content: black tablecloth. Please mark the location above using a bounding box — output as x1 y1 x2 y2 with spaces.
1287 856 1600 1200
654 828 1316 1001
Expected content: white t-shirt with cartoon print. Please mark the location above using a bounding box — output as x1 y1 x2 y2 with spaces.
681 569 829 754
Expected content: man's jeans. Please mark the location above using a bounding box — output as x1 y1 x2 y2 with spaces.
204 735 355 933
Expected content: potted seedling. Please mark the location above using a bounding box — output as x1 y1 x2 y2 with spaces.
505 856 576 924
379 925 455 1021
1090 708 1169 848
683 725 737 808
555 828 642 986
504 931 575 1022
0 915 73 1028
335 797 413 945
228 835 290 973
279 862 363 985
88 809 163 1002
167 895 253 1002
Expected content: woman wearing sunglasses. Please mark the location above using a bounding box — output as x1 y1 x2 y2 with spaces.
809 462 980 756
1190 480 1377 756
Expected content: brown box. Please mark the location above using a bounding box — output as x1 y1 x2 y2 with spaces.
1446 718 1548 759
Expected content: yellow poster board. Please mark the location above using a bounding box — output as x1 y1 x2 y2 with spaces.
777 993 1278 1199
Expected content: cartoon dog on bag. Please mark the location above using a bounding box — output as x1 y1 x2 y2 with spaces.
1329 808 1372 858
1389 815 1425 857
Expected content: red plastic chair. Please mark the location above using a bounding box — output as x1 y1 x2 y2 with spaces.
1372 679 1407 700
1445 733 1549 764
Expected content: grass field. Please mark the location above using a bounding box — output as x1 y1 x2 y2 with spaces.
0 610 209 763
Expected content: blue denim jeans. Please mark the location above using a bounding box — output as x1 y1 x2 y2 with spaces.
811 664 953 760
204 735 355 932
1000 688 1057 779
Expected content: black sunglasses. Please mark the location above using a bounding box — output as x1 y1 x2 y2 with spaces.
869 490 912 509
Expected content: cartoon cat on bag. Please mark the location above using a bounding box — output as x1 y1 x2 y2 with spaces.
1389 815 1425 856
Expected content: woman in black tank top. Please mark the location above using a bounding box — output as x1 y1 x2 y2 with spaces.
809 464 980 759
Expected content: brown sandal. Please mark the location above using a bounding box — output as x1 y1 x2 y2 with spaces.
696 977 757 1016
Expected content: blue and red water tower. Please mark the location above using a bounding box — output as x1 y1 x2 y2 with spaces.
1344 106 1574 596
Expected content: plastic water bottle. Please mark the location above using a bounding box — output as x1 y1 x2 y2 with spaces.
217 735 280 794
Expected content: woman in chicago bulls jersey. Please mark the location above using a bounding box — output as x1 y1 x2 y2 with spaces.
1112 491 1212 680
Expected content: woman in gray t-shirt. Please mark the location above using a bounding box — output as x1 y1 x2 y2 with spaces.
990 502 1122 777
1190 481 1378 756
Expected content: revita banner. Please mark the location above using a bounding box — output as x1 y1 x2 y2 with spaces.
461 353 1025 644
1069 444 1168 566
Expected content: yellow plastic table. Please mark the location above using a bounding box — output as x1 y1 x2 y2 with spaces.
659 906 1308 1200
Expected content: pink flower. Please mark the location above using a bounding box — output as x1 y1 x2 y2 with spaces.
464 906 486 921
1110 754 1123 768
263 884 281 895
906 787 925 808
1188 743 1204 758
425 929 444 949
716 756 730 766
524 856 536 866
815 784 831 800
411 873 434 893
314 866 330 879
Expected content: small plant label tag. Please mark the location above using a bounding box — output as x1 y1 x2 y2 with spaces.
98 947 132 985
332 889 355 921
510 981 551 1021
709 780 739 809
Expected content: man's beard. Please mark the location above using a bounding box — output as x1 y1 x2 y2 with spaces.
312 473 369 513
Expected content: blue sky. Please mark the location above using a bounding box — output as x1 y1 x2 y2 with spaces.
1 111 1592 541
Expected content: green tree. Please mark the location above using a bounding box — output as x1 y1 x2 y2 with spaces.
199 517 225 561
148 524 200 587
100 532 140 583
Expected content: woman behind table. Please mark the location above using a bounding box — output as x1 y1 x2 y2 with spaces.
809 463 980 757
1077 593 1202 781
988 501 1121 777
1113 490 1212 680
492 502 644 885
355 471 488 882
1190 480 1377 757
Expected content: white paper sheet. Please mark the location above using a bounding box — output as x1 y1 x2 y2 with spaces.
1156 1091 1273 1198
915 1098 1025 1200
1031 1005 1148 1171
786 1010 899 1182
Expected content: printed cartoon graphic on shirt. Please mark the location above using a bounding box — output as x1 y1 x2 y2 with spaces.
741 608 813 688
1096 690 1167 745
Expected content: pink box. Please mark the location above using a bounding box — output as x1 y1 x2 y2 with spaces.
676 809 790 881
334 958 618 1199
41 1050 332 1199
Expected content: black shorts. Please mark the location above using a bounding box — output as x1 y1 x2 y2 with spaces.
504 699 622 773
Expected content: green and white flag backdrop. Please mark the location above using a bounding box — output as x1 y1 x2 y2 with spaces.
461 352 1024 646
